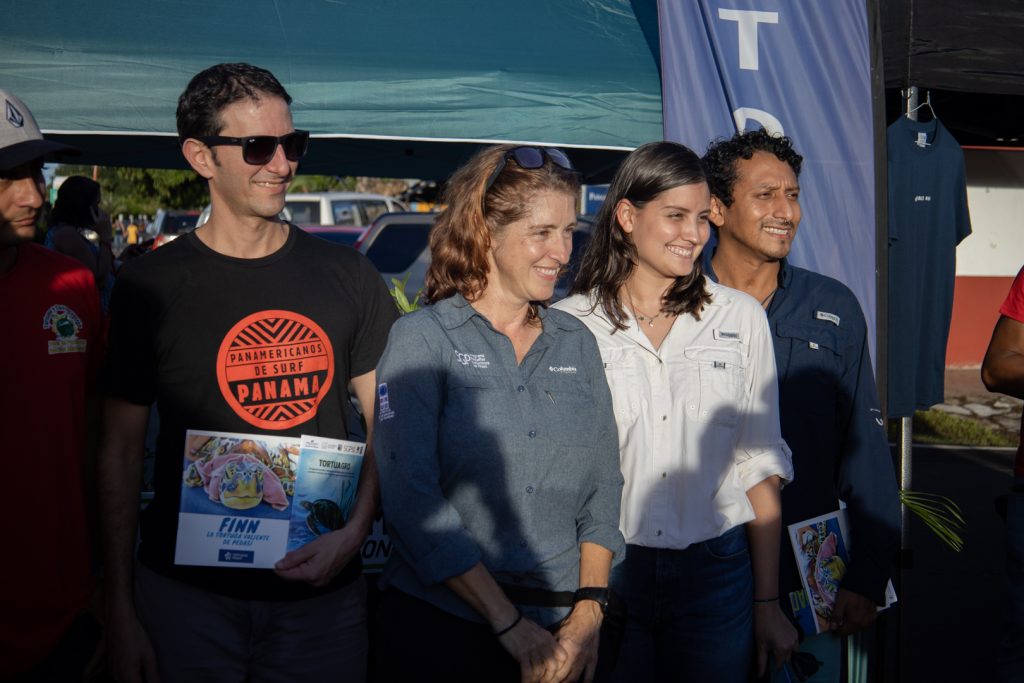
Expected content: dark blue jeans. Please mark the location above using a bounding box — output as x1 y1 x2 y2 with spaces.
607 527 753 682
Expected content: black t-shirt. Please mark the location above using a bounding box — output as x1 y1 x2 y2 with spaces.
105 226 397 600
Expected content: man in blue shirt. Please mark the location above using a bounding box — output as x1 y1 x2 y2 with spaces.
702 130 900 681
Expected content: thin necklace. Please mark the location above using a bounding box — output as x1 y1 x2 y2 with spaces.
627 288 662 328
760 287 778 309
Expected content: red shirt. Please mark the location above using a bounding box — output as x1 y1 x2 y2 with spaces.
0 243 103 675
999 266 1024 476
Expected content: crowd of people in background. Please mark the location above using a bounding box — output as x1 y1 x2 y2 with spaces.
111 215 149 254
3 59 1017 683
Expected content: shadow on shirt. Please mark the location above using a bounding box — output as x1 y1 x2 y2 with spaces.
376 363 596 626
771 359 900 611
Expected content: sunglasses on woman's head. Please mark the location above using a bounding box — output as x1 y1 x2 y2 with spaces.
198 129 310 166
484 146 576 191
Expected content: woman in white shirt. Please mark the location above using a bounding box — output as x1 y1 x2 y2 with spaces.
553 141 797 681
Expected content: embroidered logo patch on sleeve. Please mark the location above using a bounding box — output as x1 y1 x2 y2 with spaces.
216 310 335 430
377 383 395 421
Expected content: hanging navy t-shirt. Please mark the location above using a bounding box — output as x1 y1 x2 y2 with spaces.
886 117 972 417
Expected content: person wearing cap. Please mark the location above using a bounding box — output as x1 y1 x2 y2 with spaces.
99 63 396 682
0 90 105 680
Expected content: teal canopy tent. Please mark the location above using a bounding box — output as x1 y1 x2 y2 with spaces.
0 0 663 181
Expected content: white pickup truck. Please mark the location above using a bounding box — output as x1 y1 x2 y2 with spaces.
198 192 408 247
284 191 407 228
284 192 407 245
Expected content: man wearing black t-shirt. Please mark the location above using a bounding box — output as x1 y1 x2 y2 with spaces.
99 63 397 683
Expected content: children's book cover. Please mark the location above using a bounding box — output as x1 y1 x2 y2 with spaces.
788 511 851 635
174 430 362 568
787 508 897 635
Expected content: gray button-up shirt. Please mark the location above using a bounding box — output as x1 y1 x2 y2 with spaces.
374 294 624 626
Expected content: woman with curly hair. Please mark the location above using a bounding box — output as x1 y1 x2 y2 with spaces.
374 145 624 683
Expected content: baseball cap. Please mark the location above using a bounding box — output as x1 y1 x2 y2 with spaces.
0 89 79 170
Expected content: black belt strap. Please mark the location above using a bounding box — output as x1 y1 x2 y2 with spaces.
497 583 575 607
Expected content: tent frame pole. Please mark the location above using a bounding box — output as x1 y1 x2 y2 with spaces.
900 85 918 558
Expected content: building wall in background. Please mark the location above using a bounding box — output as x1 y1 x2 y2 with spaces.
947 149 1024 366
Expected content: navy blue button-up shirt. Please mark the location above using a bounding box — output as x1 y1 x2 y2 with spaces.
374 294 624 626
706 254 900 607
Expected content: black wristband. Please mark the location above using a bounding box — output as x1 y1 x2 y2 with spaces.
573 587 611 613
494 609 522 637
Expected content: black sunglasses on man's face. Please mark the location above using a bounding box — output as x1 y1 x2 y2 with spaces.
198 129 310 166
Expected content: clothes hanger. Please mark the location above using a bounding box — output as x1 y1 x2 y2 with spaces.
902 88 935 146
904 89 936 121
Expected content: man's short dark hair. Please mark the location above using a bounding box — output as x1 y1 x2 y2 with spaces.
176 63 292 143
702 129 803 207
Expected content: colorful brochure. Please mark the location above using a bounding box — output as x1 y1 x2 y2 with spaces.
786 508 897 635
285 435 364 553
174 429 363 569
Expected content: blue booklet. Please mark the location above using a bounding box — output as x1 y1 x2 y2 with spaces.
286 435 364 553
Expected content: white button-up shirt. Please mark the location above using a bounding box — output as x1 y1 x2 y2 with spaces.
554 279 793 550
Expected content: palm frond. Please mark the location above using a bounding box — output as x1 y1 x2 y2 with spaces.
900 489 965 552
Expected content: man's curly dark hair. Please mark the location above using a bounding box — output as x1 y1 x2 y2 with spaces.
702 129 803 207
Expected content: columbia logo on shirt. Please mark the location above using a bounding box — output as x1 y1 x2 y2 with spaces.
815 311 840 326
549 366 577 375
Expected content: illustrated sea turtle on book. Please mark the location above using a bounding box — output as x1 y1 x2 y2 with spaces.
182 437 298 511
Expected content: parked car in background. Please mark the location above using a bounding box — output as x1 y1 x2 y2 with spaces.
357 212 434 300
197 204 287 228
358 213 595 304
300 224 367 247
151 209 201 249
195 202 365 246
285 192 406 228
196 203 212 228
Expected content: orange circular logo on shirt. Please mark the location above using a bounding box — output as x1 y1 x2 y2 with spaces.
216 310 334 430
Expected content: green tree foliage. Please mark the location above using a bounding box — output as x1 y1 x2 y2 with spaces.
54 167 364 216
55 165 208 216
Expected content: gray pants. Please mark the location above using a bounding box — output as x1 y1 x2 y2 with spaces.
135 563 367 683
